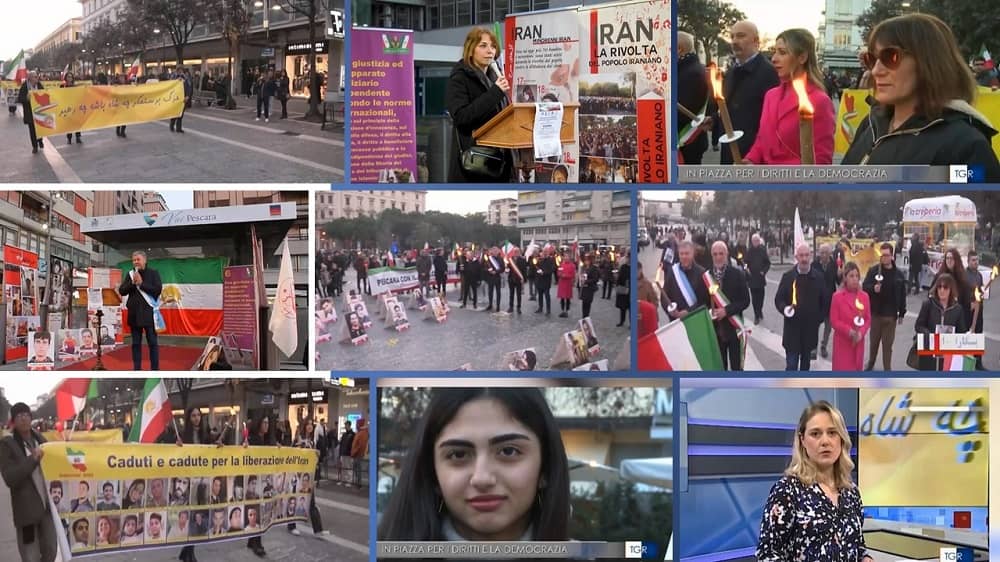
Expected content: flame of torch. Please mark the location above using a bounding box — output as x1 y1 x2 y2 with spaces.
855 297 864 311
707 63 743 164
792 74 815 165
976 287 983 302
791 280 798 307
992 265 998 281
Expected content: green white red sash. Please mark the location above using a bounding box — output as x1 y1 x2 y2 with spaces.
702 269 749 365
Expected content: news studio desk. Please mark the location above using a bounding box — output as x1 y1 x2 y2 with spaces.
862 519 986 561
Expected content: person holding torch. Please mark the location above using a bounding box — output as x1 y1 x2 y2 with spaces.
862 243 906 371
775 243 827 371
743 29 835 165
830 262 870 371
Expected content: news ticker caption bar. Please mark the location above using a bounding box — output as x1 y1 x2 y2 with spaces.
678 165 985 184
378 541 659 559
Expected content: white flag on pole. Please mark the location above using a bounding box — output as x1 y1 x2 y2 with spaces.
269 239 298 357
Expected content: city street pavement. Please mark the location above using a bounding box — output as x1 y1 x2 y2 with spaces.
0 98 344 183
0 474 369 562
640 244 1000 371
318 278 630 371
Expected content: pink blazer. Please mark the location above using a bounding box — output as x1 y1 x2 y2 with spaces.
745 80 835 165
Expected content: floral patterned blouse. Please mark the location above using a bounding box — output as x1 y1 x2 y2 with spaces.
756 475 869 562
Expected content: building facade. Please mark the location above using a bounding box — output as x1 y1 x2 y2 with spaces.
142 191 168 212
315 190 428 222
80 0 124 34
193 190 310 283
0 191 97 271
517 190 630 247
488 197 518 227
817 0 870 73
93 190 144 217
34 18 83 56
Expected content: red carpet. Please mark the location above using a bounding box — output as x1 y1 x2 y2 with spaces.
58 345 205 371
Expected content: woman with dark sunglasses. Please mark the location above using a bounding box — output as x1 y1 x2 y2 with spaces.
842 14 1000 181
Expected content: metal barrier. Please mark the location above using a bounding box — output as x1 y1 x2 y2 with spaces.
318 454 369 489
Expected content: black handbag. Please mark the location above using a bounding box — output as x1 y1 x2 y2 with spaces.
460 144 508 180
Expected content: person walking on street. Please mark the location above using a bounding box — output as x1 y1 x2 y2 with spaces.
337 421 355 485
277 69 291 119
746 234 771 324
257 70 277 123
61 72 83 144
1 403 57 562
615 252 631 327
862 243 906 371
579 253 600 318
170 68 192 133
175 407 223 562
966 250 986 369
117 251 163 370
775 243 827 371
812 243 841 359
908 233 927 294
17 71 44 153
288 420 330 537
245 415 275 557
350 419 369 488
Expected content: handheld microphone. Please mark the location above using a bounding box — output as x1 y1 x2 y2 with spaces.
489 60 508 99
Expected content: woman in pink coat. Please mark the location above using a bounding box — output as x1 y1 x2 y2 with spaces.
556 251 577 318
744 28 835 165
830 262 871 371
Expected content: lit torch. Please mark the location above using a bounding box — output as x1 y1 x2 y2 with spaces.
853 297 865 327
707 63 744 163
791 74 815 165
784 279 797 317
971 286 983 333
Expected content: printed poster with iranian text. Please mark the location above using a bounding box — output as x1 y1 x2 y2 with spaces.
578 0 670 183
350 27 418 183
4 245 40 362
40 443 318 559
29 81 184 138
505 7 581 183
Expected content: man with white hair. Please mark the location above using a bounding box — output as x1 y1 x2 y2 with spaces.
678 30 709 164
775 243 827 370
708 241 750 369
117 250 163 370
745 233 770 324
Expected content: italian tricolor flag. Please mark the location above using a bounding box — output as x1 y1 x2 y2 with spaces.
128 378 173 443
116 257 227 336
56 379 99 420
943 354 977 371
638 307 723 371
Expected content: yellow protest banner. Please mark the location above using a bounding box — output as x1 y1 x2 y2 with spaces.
42 428 123 444
815 236 893 275
39 443 318 556
28 81 184 138
836 88 1000 158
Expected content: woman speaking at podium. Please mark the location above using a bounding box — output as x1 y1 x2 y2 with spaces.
378 388 570 541
841 14 1000 181
756 401 873 562
446 27 513 183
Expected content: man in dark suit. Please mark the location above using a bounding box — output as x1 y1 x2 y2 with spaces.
706 21 779 164
1 403 58 562
662 240 711 319
745 233 770 324
118 250 163 370
812 243 841 359
483 247 505 312
708 241 750 370
908 233 927 294
534 247 556 315
460 249 481 309
17 71 45 154
677 31 709 164
507 248 527 314
775 243 828 371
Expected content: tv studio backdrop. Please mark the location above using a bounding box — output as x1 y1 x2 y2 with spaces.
677 379 993 562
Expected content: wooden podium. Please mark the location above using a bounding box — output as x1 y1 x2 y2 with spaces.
472 102 579 175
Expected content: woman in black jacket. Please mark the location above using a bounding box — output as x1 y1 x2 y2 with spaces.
914 273 968 370
841 14 1000 181
931 248 972 328
615 254 631 327
277 69 291 119
444 27 511 182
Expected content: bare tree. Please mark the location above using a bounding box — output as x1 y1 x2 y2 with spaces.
273 0 328 120
208 0 254 108
133 0 203 67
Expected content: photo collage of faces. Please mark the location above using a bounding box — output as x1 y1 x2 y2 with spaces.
51 472 317 553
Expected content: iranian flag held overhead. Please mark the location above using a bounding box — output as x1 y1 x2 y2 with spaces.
128 379 173 443
638 307 723 371
56 379 99 420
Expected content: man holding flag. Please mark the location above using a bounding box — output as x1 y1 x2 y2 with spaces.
661 240 710 320
706 241 750 370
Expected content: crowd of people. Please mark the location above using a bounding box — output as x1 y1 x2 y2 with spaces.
2 402 368 562
677 14 1000 180
579 95 636 115
579 121 639 160
318 243 631 327
644 226 989 371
